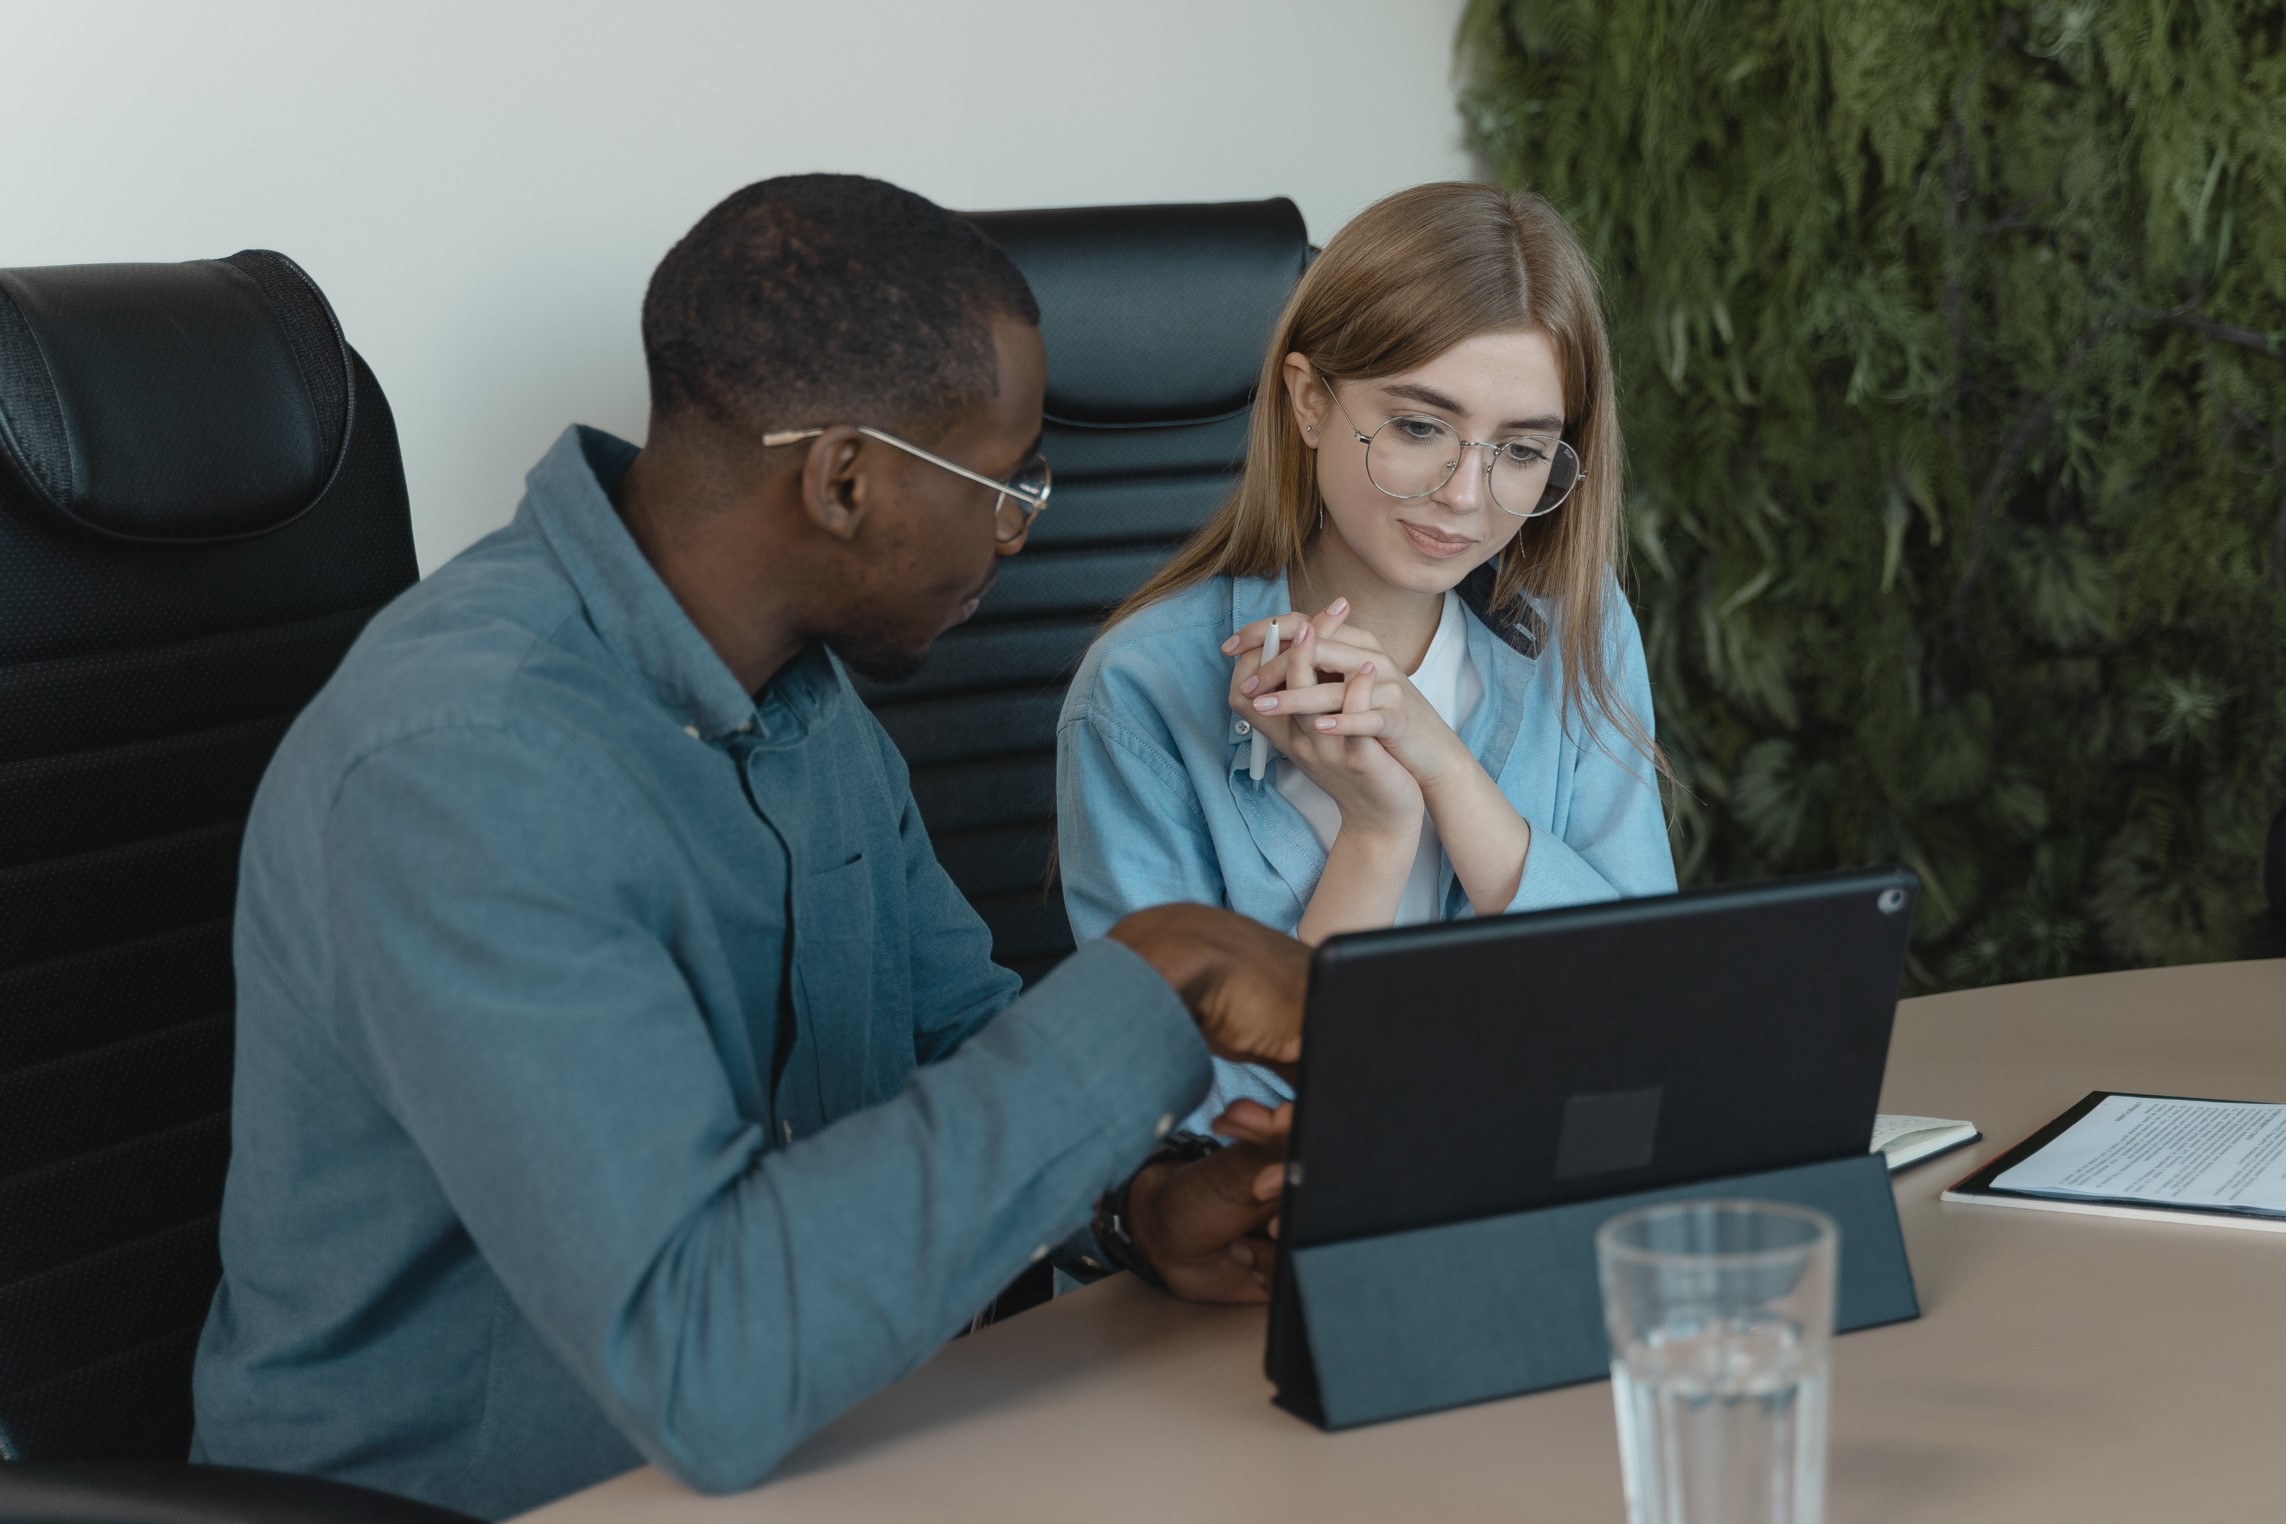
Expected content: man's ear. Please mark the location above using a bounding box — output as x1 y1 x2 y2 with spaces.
797 425 871 542
1281 352 1328 450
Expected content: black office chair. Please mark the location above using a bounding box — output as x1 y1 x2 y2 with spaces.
0 254 467 1521
854 199 1310 986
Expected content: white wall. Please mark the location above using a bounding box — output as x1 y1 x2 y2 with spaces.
3 0 1476 571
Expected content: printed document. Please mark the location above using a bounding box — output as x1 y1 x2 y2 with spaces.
1993 1095 2286 1215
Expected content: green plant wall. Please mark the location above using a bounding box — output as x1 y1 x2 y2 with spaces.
1460 0 2286 988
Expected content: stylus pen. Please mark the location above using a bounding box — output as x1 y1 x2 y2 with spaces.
1247 620 1279 781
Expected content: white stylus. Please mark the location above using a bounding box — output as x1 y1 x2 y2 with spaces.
1247 620 1280 781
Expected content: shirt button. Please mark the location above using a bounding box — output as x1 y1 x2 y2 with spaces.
737 719 754 733
682 724 701 739
781 1119 794 1145
1234 719 1252 736
1154 1113 1175 1138
1029 1244 1049 1264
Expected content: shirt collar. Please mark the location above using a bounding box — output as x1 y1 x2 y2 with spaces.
519 425 766 740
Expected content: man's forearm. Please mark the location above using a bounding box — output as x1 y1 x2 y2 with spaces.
418 941 1207 1496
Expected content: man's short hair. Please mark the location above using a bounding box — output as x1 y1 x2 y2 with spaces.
642 174 1040 444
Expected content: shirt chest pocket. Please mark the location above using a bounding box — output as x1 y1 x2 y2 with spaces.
789 853 886 1116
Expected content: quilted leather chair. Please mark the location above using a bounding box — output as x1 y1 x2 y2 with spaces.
856 198 1310 985
0 253 463 1521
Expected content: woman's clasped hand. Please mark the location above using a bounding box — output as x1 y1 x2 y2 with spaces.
1222 598 1473 835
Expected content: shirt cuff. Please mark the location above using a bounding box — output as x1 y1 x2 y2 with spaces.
1503 829 1625 915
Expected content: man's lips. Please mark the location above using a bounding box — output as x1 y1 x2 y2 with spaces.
1398 520 1477 558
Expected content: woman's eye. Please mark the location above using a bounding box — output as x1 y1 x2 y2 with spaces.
1502 440 1553 465
1392 417 1446 442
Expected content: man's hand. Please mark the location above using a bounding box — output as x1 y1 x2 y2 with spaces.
1128 1103 1292 1302
1106 903 1308 1080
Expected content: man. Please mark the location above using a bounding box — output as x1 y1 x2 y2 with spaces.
191 175 1304 1519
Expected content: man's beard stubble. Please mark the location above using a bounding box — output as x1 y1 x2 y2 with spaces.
824 631 930 686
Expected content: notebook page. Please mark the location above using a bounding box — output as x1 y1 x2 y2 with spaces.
1993 1095 2286 1215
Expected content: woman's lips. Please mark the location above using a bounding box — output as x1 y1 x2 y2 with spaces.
1399 520 1477 558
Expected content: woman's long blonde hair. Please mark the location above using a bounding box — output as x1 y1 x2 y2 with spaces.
1115 181 1657 769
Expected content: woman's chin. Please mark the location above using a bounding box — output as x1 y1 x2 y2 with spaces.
1369 546 1484 596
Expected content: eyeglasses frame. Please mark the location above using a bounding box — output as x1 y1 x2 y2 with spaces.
761 424 1051 543
1317 373 1578 520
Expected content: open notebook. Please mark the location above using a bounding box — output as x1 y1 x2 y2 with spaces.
1942 1093 2286 1232
1872 1113 1981 1172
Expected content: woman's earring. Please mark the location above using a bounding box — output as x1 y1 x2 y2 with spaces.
1317 504 1326 533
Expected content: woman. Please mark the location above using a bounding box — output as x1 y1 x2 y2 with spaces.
1055 182 1676 1123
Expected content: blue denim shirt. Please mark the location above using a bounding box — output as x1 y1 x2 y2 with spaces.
190 427 1210 1519
1055 570 1675 1124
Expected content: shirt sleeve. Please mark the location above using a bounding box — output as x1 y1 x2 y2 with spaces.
321 724 1210 1495
1055 699 1228 943
1503 595 1680 913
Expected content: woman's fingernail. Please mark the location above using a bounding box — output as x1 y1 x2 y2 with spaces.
1329 597 1348 615
1221 636 1239 654
1255 1165 1284 1200
1254 696 1278 712
1241 675 1261 696
1229 1243 1254 1267
1360 662 1375 676
1315 717 1336 730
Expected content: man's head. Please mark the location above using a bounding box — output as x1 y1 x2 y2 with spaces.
630 174 1045 685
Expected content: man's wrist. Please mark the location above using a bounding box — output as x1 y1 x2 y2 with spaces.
1121 1162 1176 1276
1093 1134 1221 1286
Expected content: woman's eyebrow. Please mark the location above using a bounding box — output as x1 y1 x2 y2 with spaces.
1380 381 1466 413
1379 381 1562 434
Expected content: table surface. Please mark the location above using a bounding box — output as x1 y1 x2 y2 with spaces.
523 958 2286 1524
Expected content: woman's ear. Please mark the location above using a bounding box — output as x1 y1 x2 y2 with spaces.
1281 352 1328 450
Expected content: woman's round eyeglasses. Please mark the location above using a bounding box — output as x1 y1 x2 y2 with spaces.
1321 377 1579 519
762 424 1052 544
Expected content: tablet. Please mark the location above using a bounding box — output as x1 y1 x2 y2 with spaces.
1277 866 1920 1250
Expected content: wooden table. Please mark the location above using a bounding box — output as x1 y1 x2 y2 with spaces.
522 959 2286 1524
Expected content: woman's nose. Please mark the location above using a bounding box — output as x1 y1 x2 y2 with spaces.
1433 444 1493 513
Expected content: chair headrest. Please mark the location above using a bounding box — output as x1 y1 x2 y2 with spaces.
0 251 355 542
968 199 1308 431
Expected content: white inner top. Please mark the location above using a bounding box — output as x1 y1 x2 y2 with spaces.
1274 588 1484 926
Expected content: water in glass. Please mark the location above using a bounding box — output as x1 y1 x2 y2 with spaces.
1611 1315 1826 1524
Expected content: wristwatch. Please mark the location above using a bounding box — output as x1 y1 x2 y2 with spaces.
1091 1130 1223 1288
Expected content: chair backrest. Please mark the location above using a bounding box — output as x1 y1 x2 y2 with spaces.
0 253 418 1462
854 199 1309 984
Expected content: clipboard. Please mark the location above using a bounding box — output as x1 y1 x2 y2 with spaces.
1941 1090 2286 1233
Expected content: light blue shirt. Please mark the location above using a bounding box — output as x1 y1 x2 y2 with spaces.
191 426 1210 1519
1055 570 1677 1125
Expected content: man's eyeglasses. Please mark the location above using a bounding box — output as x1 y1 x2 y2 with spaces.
762 425 1052 544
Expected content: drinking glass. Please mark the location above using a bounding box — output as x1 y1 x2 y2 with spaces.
1594 1200 1837 1524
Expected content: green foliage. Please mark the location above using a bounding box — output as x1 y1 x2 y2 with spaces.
1460 0 2286 988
